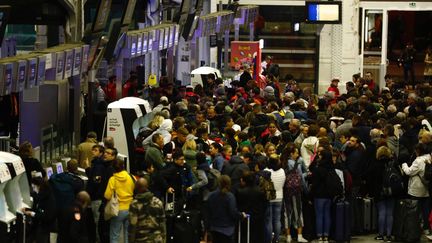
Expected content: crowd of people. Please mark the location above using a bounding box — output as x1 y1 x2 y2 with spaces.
16 68 432 243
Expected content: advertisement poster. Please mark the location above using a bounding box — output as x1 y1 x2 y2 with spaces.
230 41 261 77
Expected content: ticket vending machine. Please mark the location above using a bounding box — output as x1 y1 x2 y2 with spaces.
107 101 142 173
0 163 14 241
0 152 31 243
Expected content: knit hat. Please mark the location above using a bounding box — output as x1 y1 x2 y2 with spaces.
264 86 275 97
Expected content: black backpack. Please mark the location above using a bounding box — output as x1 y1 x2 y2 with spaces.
206 169 221 191
325 169 343 198
382 160 405 197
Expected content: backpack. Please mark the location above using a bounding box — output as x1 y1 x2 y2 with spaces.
382 160 405 197
325 169 343 198
423 158 432 182
206 168 221 191
50 173 84 210
284 162 302 197
258 175 276 201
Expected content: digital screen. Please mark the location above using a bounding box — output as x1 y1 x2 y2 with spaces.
148 30 154 51
56 163 63 173
137 34 142 56
130 35 137 56
306 1 341 23
142 32 148 53
159 29 164 50
37 58 45 84
18 65 26 83
29 63 36 85
164 27 169 49
4 66 12 92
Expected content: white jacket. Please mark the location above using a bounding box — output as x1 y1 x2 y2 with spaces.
402 154 431 198
300 136 319 169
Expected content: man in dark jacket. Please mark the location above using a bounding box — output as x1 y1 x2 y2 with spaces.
50 159 85 243
163 127 189 156
145 133 165 171
344 135 365 189
86 145 115 242
222 155 250 192
236 171 267 243
160 150 195 211
61 191 93 243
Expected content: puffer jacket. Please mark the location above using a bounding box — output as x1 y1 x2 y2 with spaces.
402 154 431 198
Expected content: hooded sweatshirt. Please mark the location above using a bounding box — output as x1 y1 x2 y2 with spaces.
104 170 135 210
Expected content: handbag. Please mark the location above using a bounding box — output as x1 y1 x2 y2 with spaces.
104 179 119 220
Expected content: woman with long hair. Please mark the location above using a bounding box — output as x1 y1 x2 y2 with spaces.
18 141 46 186
207 175 246 243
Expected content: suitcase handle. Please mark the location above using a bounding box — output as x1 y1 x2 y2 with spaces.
238 214 250 243
165 192 175 213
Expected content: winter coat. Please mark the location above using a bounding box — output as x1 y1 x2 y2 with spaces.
402 154 431 198
145 142 165 171
86 158 114 201
104 170 135 210
300 136 319 168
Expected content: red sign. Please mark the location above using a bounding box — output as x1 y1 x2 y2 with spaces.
230 41 262 78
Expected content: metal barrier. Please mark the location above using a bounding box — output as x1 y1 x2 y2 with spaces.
40 124 74 165
0 136 10 152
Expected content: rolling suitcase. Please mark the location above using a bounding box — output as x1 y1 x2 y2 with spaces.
165 193 176 243
174 210 201 243
334 200 351 242
238 214 250 243
362 198 372 232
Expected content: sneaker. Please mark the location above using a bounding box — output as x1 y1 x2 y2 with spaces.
426 234 432 241
385 236 392 242
323 237 329 243
297 235 308 243
317 237 324 242
375 235 384 240
286 235 292 243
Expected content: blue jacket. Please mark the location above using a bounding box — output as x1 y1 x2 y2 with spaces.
207 189 242 236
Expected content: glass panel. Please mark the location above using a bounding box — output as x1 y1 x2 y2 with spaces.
364 10 383 52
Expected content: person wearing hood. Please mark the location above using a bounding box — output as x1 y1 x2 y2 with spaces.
383 124 399 158
104 159 135 243
144 133 165 171
143 119 173 146
300 124 320 169
128 178 166 243
21 174 56 243
222 155 250 192
77 131 98 169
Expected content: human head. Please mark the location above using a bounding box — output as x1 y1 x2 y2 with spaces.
210 143 222 156
67 159 79 174
76 191 91 209
267 154 281 170
135 178 149 194
103 147 118 161
152 133 164 148
288 119 301 134
268 122 278 135
87 131 97 140
376 146 393 160
108 75 116 83
173 150 185 166
196 152 207 166
176 127 189 144
241 171 255 187
91 144 105 158
347 135 361 148
142 160 154 174
331 78 340 87
265 142 276 156
19 141 33 159
223 145 233 158
103 136 115 149
219 175 231 194
365 72 373 82
113 159 125 173
183 138 197 151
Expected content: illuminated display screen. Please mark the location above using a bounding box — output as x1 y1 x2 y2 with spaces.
306 1 341 23
137 35 142 56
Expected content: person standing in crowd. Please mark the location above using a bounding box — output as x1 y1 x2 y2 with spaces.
77 131 98 169
399 42 416 86
364 71 377 93
86 145 115 242
94 80 106 111
21 174 56 243
264 154 286 243
62 191 92 243
365 146 396 242
145 133 165 171
282 143 308 243
327 78 340 103
160 150 195 211
122 74 138 97
207 175 247 243
401 143 431 234
128 178 166 243
105 75 117 103
50 159 85 243
210 142 225 172
104 159 135 243
309 149 337 243
236 171 267 243
18 141 46 186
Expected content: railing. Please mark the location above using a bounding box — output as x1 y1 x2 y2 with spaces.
0 136 11 152
40 124 74 165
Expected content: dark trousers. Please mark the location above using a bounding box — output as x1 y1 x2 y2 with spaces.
211 231 234 243
404 65 415 85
